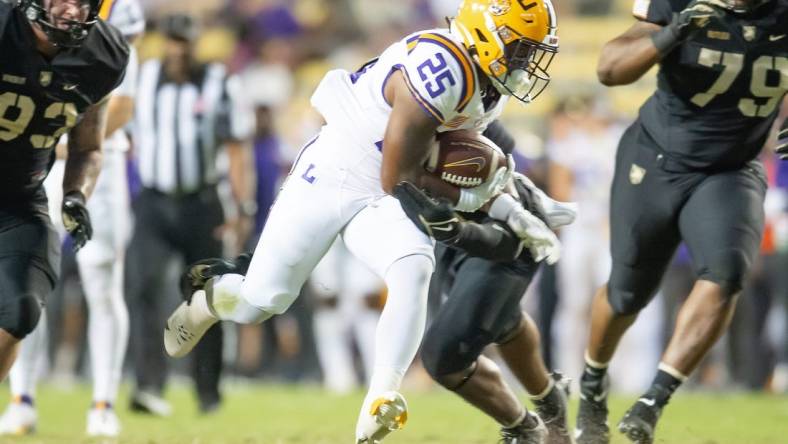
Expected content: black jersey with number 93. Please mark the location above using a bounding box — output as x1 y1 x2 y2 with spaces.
634 0 788 170
0 2 127 200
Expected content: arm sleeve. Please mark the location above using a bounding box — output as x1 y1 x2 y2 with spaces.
632 0 675 25
397 34 474 125
448 220 522 262
482 120 516 155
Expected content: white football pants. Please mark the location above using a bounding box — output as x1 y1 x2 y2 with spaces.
212 127 434 397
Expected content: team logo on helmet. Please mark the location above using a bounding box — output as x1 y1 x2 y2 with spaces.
489 0 511 15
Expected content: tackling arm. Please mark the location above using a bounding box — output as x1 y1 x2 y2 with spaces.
597 21 662 86
64 98 108 199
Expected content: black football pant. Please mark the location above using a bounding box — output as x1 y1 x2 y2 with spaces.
0 190 59 339
422 244 539 378
607 123 767 314
125 187 224 406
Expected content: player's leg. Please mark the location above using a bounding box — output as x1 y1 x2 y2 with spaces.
78 149 129 435
126 190 175 416
164 137 348 357
421 255 557 443
0 207 59 435
342 196 434 444
179 189 226 413
554 225 596 388
618 163 766 443
576 125 683 444
311 240 357 393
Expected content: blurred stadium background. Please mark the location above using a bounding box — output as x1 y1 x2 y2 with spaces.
5 0 787 442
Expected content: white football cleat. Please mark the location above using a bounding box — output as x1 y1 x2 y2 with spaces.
164 291 217 358
86 405 120 437
0 399 37 435
356 391 408 444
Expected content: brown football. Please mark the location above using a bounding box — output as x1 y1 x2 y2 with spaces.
425 129 506 188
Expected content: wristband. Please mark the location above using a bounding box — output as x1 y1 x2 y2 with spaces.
651 23 681 56
456 189 484 212
489 193 519 221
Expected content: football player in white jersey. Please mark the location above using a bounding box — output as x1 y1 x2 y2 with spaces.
164 0 559 442
0 0 144 437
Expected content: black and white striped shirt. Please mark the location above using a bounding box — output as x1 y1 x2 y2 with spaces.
135 60 252 194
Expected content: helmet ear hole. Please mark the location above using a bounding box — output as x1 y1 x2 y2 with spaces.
475 29 489 43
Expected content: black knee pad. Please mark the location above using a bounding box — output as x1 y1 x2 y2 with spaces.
699 248 750 295
0 294 43 339
422 322 492 382
608 261 664 315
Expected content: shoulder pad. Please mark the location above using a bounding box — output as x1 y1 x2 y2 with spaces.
399 30 477 123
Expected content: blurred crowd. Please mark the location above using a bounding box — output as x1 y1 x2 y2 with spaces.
32 0 788 415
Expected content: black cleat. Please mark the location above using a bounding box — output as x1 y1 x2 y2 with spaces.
617 397 662 444
500 411 548 444
575 374 610 444
534 372 574 444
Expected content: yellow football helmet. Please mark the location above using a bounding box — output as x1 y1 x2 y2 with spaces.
451 0 559 103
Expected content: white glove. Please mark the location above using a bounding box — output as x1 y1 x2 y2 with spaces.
513 172 578 229
455 155 515 212
490 193 561 264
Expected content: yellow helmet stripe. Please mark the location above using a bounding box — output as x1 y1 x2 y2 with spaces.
417 33 476 113
395 66 445 124
98 0 116 20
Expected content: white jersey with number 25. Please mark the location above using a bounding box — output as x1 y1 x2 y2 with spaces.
310 28 507 196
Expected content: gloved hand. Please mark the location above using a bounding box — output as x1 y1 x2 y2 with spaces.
513 173 578 229
455 154 515 212
776 118 787 160
490 193 561 264
652 0 725 55
62 191 92 252
393 181 460 241
180 252 252 303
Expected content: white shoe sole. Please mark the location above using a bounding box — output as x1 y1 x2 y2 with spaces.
163 301 215 358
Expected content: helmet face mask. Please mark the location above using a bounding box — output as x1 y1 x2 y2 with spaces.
453 0 559 104
20 0 103 48
492 36 555 102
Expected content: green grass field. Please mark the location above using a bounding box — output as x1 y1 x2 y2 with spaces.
0 384 785 444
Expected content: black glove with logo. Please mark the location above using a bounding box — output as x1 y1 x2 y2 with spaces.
652 0 726 55
179 252 252 303
393 181 460 242
62 191 92 252
777 119 788 160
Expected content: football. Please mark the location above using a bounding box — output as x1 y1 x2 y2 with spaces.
425 129 506 188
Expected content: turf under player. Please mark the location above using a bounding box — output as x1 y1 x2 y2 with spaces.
575 0 787 443
163 0 559 442
0 0 140 436
393 125 577 443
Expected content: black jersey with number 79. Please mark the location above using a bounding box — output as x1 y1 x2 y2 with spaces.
0 2 128 200
633 0 788 170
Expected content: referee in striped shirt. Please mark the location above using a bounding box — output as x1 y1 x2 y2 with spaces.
126 14 255 414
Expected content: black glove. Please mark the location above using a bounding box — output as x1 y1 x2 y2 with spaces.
179 252 252 303
393 181 461 242
652 0 725 55
777 119 788 160
62 191 92 252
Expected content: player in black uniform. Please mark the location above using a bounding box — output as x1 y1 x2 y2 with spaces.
574 0 787 443
392 122 577 444
0 0 127 381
